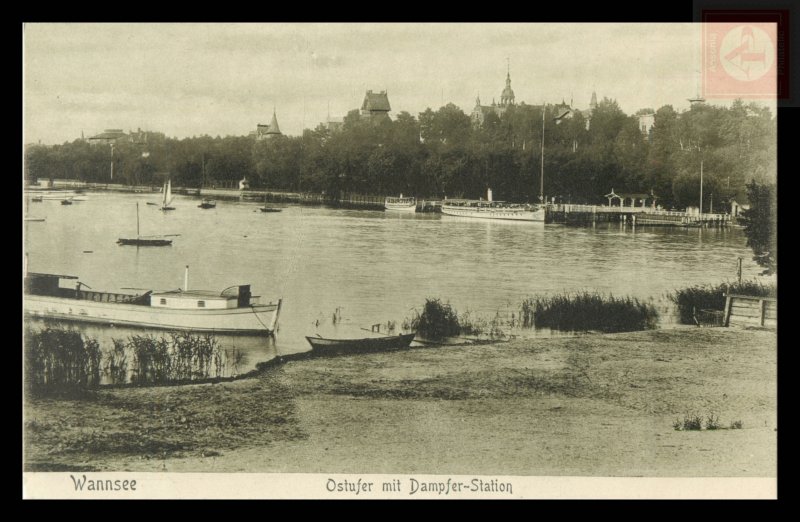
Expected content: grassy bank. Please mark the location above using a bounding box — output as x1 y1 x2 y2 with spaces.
23 328 776 476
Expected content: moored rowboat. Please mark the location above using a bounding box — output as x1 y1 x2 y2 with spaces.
305 332 415 355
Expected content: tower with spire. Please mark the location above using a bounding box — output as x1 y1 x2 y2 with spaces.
500 59 515 107
255 108 283 140
471 60 519 127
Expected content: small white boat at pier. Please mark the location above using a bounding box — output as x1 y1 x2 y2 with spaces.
384 194 417 212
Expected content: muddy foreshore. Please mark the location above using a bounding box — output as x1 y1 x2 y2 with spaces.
23 327 776 476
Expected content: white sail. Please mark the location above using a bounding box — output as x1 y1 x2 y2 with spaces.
163 179 174 207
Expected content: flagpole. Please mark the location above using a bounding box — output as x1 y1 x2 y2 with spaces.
540 105 545 203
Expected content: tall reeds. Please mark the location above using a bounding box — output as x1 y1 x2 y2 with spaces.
520 292 659 333
670 279 776 325
405 299 462 340
24 326 102 393
404 299 507 340
24 326 242 392
129 332 234 384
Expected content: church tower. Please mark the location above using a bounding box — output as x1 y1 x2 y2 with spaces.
500 61 515 107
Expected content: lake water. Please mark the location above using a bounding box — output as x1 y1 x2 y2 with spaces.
23 192 763 373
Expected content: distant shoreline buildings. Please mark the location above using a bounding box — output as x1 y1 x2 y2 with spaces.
76 67 716 144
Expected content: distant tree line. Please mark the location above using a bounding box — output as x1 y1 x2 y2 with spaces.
24 98 776 209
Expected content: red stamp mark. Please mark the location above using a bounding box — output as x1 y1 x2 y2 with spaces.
702 10 789 99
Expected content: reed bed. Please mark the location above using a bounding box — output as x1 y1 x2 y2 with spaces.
520 292 659 333
669 280 776 325
405 299 462 340
25 327 242 392
404 299 507 340
24 326 102 393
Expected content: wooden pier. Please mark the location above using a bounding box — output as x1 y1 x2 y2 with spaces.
545 204 731 227
206 188 444 212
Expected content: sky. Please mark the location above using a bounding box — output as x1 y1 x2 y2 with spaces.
23 23 747 145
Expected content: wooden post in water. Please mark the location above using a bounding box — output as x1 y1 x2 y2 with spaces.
723 285 732 327
737 257 743 285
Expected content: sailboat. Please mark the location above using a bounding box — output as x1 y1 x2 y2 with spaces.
160 179 176 211
197 154 216 208
117 202 177 246
260 193 282 213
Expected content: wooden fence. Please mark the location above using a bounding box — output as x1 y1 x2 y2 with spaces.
723 294 777 329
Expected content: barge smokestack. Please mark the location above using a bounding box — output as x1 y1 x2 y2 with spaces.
184 265 189 291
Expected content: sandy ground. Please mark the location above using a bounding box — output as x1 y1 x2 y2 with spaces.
23 327 776 476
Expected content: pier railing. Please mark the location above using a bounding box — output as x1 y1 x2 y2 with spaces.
77 290 141 303
548 204 730 226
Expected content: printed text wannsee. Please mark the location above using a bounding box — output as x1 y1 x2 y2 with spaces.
71 475 137 491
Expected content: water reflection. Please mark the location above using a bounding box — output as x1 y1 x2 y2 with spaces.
25 318 277 383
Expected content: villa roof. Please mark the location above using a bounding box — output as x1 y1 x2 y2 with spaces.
361 90 391 112
89 130 127 140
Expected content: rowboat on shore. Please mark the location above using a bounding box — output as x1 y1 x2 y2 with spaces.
24 269 282 336
305 332 415 356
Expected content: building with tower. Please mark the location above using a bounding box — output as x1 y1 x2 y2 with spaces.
360 90 392 122
471 67 517 127
255 109 282 140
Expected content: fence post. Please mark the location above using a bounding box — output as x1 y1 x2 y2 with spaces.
723 289 732 327
760 299 766 327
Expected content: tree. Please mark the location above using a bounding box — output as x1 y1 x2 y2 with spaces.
740 180 777 275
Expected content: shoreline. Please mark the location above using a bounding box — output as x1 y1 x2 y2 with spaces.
23 327 776 476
